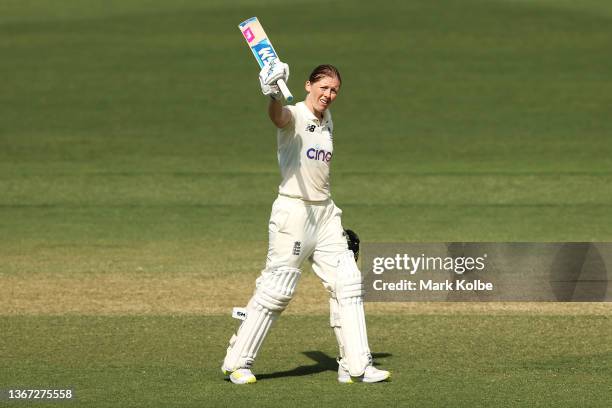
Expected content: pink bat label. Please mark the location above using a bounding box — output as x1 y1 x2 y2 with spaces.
243 28 255 43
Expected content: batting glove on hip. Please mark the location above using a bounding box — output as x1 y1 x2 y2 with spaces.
259 59 289 100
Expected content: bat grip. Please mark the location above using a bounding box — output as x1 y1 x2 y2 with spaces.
277 79 293 102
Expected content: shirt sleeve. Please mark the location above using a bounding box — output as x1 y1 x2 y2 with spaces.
283 105 297 128
277 105 298 142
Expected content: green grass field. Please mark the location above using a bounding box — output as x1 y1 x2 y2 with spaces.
1 0 611 406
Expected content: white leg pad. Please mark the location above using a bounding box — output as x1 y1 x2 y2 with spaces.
223 267 300 372
329 297 345 359
335 251 372 377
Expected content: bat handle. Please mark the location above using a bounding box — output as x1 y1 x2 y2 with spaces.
277 79 293 102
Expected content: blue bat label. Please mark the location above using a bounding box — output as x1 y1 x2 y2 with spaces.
252 40 278 67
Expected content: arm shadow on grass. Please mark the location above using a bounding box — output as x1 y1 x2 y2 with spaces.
257 351 392 380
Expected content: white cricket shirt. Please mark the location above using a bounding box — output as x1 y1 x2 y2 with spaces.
277 101 334 201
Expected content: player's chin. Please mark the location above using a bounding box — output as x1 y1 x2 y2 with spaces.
318 101 331 111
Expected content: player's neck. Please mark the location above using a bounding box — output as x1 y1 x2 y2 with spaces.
305 100 324 120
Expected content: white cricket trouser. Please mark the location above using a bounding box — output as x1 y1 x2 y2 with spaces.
266 194 348 287
223 194 371 373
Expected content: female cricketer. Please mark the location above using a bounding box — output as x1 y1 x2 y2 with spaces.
221 62 390 385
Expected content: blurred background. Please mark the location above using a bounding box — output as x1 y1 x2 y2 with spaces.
1 1 611 406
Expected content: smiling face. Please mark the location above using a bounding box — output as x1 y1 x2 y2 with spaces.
305 75 341 118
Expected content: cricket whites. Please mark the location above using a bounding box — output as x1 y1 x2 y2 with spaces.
238 17 293 102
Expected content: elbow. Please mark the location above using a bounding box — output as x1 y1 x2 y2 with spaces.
270 114 284 128
269 112 288 128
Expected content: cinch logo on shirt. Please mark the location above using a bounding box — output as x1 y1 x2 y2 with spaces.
306 147 333 163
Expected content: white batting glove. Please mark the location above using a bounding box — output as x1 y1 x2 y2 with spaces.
259 59 289 99
261 83 281 100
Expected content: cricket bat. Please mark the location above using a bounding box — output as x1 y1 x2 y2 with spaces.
238 17 293 102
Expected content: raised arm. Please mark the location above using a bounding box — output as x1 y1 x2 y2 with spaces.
259 60 292 128
268 98 292 128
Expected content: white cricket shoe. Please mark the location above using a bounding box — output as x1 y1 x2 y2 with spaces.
338 364 391 384
222 367 257 384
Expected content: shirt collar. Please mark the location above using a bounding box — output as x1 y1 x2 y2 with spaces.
297 101 330 124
